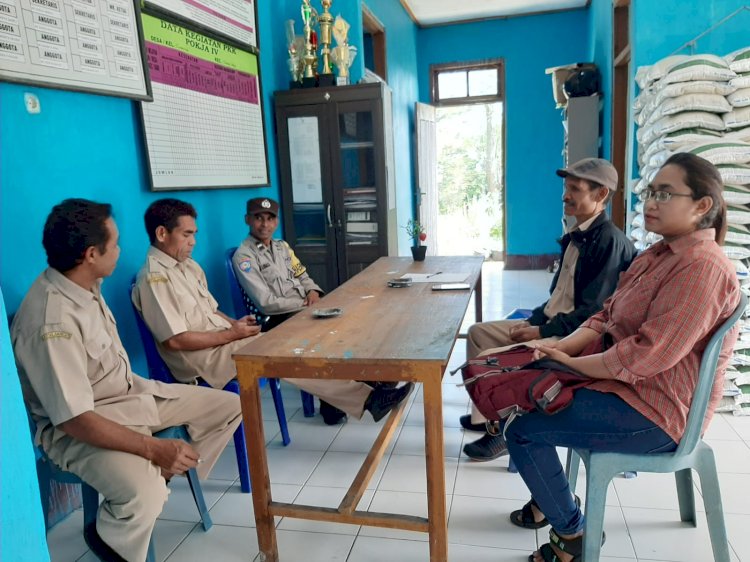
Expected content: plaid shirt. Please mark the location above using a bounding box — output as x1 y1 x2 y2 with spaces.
582 229 740 443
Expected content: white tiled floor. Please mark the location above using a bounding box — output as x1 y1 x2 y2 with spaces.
46 265 750 561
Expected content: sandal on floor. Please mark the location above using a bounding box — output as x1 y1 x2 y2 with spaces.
510 495 580 530
528 528 606 562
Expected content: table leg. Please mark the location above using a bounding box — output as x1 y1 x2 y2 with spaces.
423 374 448 562
240 372 278 561
474 269 483 323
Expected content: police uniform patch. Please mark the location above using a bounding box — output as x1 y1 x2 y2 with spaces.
42 330 72 341
288 248 307 278
147 274 169 284
238 259 252 272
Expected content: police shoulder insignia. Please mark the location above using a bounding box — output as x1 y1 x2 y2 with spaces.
288 248 307 278
147 273 169 284
238 259 252 272
41 330 72 341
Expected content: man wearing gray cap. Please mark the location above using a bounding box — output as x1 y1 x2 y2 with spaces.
461 158 637 462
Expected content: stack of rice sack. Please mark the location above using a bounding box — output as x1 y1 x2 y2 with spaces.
632 49 750 415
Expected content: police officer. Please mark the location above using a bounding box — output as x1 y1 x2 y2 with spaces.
134 198 413 426
12 199 241 562
233 197 323 330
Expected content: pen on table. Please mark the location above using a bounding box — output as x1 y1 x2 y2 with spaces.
426 271 443 278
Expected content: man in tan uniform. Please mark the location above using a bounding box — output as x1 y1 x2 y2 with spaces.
132 198 413 425
11 199 241 562
462 159 636 460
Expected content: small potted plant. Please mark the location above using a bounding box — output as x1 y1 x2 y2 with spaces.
405 219 427 261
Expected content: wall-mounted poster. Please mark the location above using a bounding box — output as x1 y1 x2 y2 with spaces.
143 0 256 48
0 0 150 99
139 13 268 190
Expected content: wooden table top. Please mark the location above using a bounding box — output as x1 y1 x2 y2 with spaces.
233 256 483 368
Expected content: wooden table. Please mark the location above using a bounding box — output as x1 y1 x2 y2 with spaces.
233 256 483 561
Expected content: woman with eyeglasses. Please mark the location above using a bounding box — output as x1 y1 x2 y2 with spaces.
505 153 741 562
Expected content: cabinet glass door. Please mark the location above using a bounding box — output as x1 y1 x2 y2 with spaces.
338 110 379 248
288 116 326 246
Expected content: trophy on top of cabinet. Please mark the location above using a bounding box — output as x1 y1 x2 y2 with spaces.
300 0 318 87
285 19 305 87
330 15 356 86
316 0 335 86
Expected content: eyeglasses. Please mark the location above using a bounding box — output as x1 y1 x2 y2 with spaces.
637 189 694 203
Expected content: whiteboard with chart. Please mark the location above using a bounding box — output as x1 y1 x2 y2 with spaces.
0 0 150 99
139 12 268 190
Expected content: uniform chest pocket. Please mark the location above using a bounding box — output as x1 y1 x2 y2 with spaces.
84 330 117 379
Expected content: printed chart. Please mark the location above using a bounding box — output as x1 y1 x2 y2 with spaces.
140 13 267 190
0 0 149 98
144 0 255 47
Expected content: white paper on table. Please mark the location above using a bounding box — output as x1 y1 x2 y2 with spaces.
400 273 470 283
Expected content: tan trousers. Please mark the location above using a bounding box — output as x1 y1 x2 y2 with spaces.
45 385 242 562
465 319 558 424
285 379 372 418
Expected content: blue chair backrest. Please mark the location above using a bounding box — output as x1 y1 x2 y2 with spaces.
678 291 747 455
129 279 177 384
224 247 266 325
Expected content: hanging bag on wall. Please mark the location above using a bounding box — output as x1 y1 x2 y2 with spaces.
454 346 594 424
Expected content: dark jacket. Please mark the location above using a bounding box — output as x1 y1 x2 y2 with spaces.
528 212 636 338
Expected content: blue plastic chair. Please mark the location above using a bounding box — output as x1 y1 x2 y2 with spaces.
225 247 316 418
35 424 212 562
566 292 746 562
129 282 254 492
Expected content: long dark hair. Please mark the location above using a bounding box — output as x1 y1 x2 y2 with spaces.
663 153 726 244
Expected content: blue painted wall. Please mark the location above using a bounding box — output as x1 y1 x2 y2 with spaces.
416 9 591 256
632 0 750 68
361 0 419 250
588 0 613 160
1 290 50 562
0 1 287 377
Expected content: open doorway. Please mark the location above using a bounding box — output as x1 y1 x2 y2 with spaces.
427 60 505 259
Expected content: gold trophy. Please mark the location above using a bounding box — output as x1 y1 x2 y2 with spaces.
317 0 335 86
331 15 356 86
301 0 317 87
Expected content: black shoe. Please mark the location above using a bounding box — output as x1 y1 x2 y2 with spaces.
365 383 414 422
320 400 347 425
459 414 486 432
463 433 508 461
84 523 127 562
364 381 399 390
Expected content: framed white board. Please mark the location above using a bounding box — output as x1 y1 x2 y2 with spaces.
139 13 268 190
0 0 150 99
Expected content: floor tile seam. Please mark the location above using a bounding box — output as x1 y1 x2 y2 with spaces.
161 521 200 561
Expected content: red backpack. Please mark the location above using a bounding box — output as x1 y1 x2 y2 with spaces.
454 346 593 425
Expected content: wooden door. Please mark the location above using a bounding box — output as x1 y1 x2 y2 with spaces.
415 102 438 255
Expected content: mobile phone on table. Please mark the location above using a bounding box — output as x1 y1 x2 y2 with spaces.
431 283 471 291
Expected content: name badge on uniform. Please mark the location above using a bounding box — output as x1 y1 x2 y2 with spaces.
260 263 270 271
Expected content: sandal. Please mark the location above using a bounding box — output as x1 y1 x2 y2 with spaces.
528 528 606 562
510 495 580 529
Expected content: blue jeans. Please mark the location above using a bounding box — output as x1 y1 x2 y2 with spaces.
504 389 677 535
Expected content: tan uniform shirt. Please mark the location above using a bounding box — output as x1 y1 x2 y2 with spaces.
544 213 600 319
11 268 179 448
132 246 255 387
233 237 323 315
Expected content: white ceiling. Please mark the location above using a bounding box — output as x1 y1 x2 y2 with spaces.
401 0 589 26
